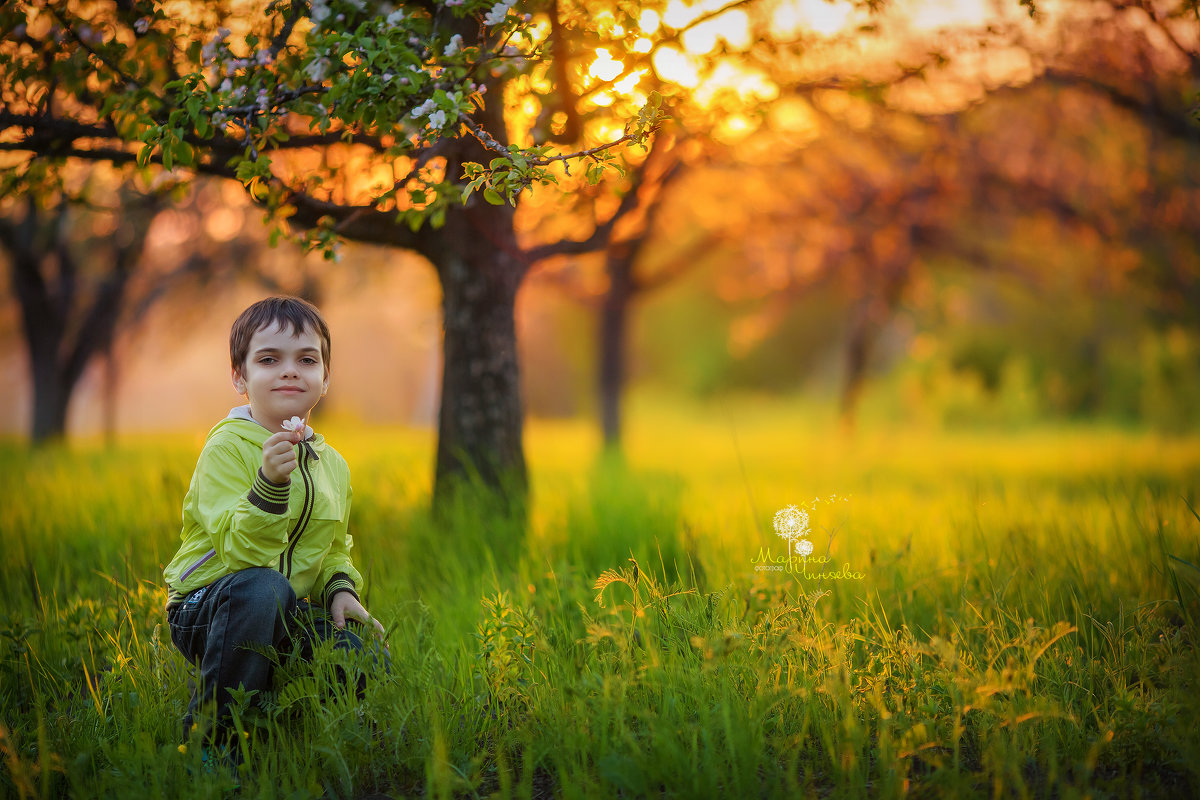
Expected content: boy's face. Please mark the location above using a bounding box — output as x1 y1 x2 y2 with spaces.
232 322 329 431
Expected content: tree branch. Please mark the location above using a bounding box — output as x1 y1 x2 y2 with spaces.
1039 69 1198 143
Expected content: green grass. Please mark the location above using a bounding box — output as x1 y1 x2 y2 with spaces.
2 399 1199 799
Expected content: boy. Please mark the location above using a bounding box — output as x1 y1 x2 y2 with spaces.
163 296 384 745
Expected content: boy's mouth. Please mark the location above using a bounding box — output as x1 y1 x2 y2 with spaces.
274 386 305 393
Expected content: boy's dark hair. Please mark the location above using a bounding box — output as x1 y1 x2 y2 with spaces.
230 296 331 378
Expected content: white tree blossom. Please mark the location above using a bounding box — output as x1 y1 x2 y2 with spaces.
483 0 516 27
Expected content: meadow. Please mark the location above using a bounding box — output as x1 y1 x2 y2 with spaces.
2 396 1199 799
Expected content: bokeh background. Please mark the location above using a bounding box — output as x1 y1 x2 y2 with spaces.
2 0 1197 446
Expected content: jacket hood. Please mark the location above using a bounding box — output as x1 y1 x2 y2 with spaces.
208 405 325 452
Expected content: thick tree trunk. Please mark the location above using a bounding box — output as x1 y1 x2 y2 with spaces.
434 241 527 508
599 244 634 450
426 34 531 510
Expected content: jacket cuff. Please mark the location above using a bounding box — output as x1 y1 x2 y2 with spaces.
248 469 290 514
324 573 358 611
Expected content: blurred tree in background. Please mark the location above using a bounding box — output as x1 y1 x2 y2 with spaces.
616 0 1199 430
0 175 269 442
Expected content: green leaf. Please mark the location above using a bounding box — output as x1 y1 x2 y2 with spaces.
482 187 504 205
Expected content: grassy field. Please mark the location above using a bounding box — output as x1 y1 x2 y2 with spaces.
2 398 1199 799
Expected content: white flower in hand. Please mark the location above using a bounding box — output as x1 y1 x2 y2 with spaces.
281 416 306 433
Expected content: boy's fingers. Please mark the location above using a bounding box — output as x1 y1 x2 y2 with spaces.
332 607 346 628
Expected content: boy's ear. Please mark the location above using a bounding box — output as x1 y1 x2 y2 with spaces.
322 373 331 397
231 366 246 395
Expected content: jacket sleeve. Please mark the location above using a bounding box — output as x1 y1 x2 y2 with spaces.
317 482 364 611
192 440 292 571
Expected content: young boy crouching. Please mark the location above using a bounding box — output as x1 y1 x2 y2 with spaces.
163 296 385 748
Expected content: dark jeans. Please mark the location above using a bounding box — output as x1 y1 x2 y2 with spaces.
167 567 371 742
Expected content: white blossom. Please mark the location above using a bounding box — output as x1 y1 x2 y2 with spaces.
134 17 151 34
201 27 230 66
304 57 330 83
443 33 463 56
483 2 511 27
281 416 314 437
219 78 233 93
310 0 331 23
428 109 446 129
386 9 405 26
412 98 436 117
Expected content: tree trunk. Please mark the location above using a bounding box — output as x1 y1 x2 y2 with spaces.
29 349 70 443
427 38 530 511
2 195 152 444
103 345 119 447
431 211 528 510
840 261 910 428
3 202 71 443
840 297 874 431
599 243 634 450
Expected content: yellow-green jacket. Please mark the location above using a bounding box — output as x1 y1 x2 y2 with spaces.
163 407 361 609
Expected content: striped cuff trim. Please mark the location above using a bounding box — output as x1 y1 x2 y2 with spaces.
324 573 358 610
248 469 290 514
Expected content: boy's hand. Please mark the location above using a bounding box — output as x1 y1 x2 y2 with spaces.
330 591 386 639
262 430 302 484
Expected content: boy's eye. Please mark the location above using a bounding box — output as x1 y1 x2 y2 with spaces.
259 357 276 364
302 357 318 365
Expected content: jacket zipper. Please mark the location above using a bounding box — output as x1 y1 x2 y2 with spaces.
181 548 217 581
280 441 316 579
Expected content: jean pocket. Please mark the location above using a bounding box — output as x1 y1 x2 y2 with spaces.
167 620 204 663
